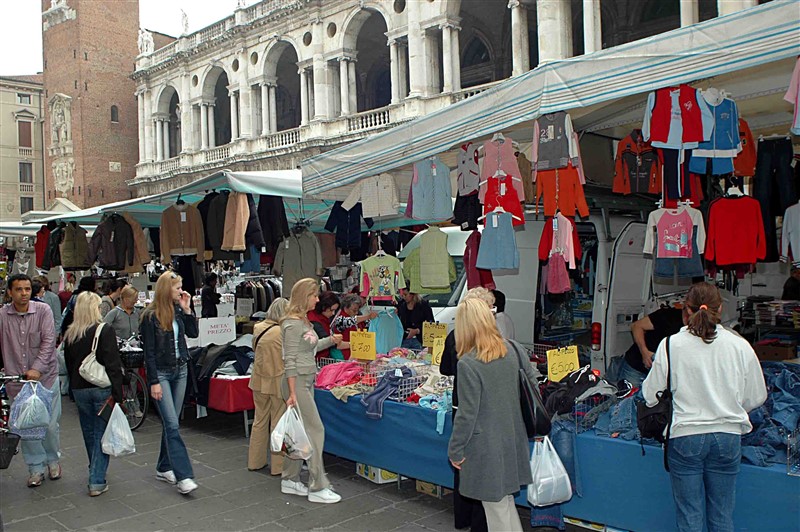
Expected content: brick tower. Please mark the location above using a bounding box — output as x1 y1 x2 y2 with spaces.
41 0 139 208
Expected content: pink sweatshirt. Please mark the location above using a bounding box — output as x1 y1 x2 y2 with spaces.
480 136 524 202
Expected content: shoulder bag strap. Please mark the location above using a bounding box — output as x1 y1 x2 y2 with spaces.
91 323 105 357
253 324 277 350
663 335 673 472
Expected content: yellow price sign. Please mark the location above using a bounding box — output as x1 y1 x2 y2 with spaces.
431 337 446 366
349 331 377 360
422 322 447 347
546 346 579 383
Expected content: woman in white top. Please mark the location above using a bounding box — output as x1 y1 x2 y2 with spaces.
642 283 766 532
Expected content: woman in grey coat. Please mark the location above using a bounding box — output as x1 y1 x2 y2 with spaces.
448 298 538 532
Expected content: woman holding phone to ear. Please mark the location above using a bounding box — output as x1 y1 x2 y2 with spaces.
140 271 199 495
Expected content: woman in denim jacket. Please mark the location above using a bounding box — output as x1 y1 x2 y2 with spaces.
140 271 199 495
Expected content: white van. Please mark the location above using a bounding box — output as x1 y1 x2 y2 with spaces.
398 191 687 375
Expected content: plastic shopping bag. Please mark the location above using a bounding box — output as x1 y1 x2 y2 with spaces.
101 404 136 457
527 436 572 507
9 381 54 440
270 406 312 460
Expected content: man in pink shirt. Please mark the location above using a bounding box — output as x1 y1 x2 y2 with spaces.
0 274 61 487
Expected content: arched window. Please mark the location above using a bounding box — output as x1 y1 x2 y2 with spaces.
110 105 119 123
462 36 491 68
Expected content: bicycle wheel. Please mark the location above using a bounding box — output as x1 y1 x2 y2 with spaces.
123 370 148 431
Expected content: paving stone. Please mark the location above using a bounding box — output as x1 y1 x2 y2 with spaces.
198 468 271 494
114 488 189 513
86 512 174 532
0 495 75 523
336 507 422 532
51 500 137 530
411 509 460 532
153 493 239 526
3 515 68 532
273 493 388 531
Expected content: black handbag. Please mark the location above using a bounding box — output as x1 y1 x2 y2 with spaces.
636 335 673 472
512 342 551 438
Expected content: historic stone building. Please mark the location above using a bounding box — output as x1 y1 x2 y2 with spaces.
0 75 45 219
131 0 759 196
41 0 148 208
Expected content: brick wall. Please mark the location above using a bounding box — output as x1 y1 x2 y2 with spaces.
42 0 139 208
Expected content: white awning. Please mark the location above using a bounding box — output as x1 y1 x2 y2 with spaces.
303 0 800 196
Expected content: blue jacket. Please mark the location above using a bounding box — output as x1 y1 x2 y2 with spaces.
141 304 199 384
324 201 373 250
689 97 740 174
368 309 405 355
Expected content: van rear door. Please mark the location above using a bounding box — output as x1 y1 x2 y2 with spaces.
592 221 650 374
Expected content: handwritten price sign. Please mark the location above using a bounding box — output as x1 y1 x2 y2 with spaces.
350 331 377 360
422 322 447 347
546 345 579 383
431 337 446 366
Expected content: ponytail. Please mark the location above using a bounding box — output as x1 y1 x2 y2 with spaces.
684 283 722 344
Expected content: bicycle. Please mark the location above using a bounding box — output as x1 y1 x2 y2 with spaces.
118 337 149 431
0 373 27 469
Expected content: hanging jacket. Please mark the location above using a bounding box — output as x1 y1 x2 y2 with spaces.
258 194 290 255
244 193 266 249
534 164 590 218
222 191 249 252
733 118 757 178
161 203 205 263
419 226 452 288
42 225 64 270
612 129 661 195
273 228 322 294
89 214 135 270
197 192 218 260
689 93 741 175
533 112 578 171
411 157 453 221
324 201 374 250
403 247 456 294
457 142 480 195
59 222 91 270
121 212 151 273
480 136 524 202
35 225 50 269
482 174 525 226
643 84 713 148
342 173 399 218
464 231 496 290
208 192 243 261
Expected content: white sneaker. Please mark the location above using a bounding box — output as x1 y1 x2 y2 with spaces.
177 478 198 495
281 479 309 496
308 487 341 504
156 470 176 484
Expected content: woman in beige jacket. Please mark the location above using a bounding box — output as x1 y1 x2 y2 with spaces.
247 297 289 474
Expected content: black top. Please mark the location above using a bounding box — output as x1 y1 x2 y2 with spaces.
782 276 800 300
439 330 459 406
201 285 221 318
64 323 124 403
396 299 434 341
623 307 684 373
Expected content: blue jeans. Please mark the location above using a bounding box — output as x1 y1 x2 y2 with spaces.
72 387 111 491
20 380 62 475
401 337 422 350
618 360 648 388
154 365 194 482
668 433 741 532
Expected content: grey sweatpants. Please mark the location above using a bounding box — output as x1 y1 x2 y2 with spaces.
281 373 330 491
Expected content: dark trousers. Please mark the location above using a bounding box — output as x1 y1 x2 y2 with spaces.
753 138 797 262
452 409 488 531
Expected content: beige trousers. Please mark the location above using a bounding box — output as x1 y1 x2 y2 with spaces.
247 390 286 475
281 373 330 491
482 495 523 532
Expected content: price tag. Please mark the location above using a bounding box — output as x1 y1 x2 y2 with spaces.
431 337 445 366
546 346 579 383
350 331 376 360
236 298 254 317
137 291 147 303
500 183 506 196
422 322 447 347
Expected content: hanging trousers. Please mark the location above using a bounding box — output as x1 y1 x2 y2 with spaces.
753 138 797 262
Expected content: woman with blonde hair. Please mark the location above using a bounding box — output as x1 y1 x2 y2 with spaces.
448 298 538 532
248 297 289 474
63 292 124 497
140 271 199 495
280 278 343 504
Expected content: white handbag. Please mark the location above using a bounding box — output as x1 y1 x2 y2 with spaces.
79 323 112 388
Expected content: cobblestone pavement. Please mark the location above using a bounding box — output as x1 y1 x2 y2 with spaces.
0 398 564 532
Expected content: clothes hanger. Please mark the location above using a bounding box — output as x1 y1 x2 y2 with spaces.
176 193 185 205
477 206 522 223
491 132 505 143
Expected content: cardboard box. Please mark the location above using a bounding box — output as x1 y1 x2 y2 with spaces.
754 341 797 361
355 463 398 484
415 480 452 499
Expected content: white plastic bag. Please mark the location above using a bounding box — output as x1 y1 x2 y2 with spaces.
101 404 136 457
10 382 53 439
527 436 572 507
270 406 312 460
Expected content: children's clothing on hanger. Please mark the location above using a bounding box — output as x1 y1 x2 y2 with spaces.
457 142 480 195
733 118 756 178
689 91 741 175
368 309 405 355
402 248 456 294
464 231 496 290
342 173 400 218
643 84 714 149
480 135 524 201
706 196 766 267
358 254 405 300
612 129 660 195
781 202 800 262
476 211 519 270
419 226 453 289
535 165 590 218
532 112 578 171
411 157 453 221
481 173 525 226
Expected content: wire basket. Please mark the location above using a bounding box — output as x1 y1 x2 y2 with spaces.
574 394 617 433
120 350 145 368
789 427 800 477
0 431 21 469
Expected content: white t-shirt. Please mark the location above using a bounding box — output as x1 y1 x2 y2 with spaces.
495 312 515 341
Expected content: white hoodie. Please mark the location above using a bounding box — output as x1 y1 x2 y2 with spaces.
643 325 767 439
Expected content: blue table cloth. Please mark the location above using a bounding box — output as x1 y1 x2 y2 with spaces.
315 389 800 532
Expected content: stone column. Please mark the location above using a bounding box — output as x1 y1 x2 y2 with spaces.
680 0 699 26
406 0 426 97
200 103 209 150
440 27 453 93
311 21 329 120
583 0 602 54
339 58 351 115
207 103 216 148
300 68 310 125
143 89 154 162
389 40 401 103
717 0 756 16
398 43 409 98
451 29 461 92
510 0 530 75
155 118 164 161
348 60 357 113
137 92 145 162
537 0 573 63
260 83 270 135
239 86 252 138
269 84 277 132
423 30 440 95
162 120 170 158
230 91 239 139
180 73 192 152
